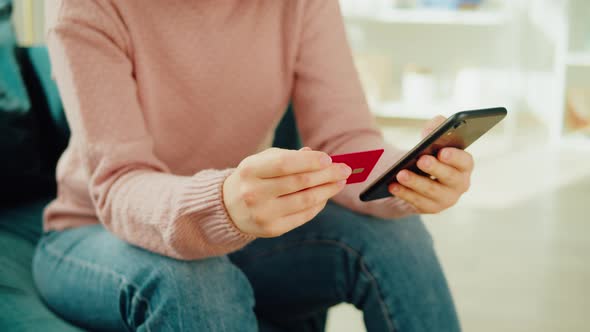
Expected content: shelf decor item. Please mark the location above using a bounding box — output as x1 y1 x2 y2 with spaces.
456 0 484 10
454 68 484 109
353 52 394 106
391 0 417 9
565 88 590 135
402 64 436 115
418 0 483 10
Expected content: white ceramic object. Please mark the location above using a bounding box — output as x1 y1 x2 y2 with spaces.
402 67 436 114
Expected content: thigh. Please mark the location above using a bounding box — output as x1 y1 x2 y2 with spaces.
229 202 458 331
33 225 257 332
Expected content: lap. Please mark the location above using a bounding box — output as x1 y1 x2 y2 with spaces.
33 203 453 331
33 225 255 331
33 224 245 290
230 200 433 269
229 201 440 321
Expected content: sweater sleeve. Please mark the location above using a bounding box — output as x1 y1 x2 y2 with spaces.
48 1 254 260
292 0 418 219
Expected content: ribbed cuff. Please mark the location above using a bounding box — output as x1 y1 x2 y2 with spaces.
171 169 255 258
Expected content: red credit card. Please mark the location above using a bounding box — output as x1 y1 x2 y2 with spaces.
330 149 384 184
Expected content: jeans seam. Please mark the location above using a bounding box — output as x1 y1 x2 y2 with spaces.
39 241 155 332
241 238 398 332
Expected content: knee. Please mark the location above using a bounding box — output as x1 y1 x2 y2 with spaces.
366 214 434 256
317 207 453 311
355 213 438 273
343 215 458 330
318 204 441 286
145 255 254 304
128 256 256 327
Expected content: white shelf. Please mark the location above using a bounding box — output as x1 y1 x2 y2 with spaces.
370 100 455 120
344 9 508 26
566 52 590 67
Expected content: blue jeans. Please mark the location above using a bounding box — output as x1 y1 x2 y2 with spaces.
33 202 460 332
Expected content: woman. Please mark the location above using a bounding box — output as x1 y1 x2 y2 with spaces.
33 1 472 331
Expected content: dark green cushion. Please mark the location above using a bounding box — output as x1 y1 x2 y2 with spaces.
0 45 68 205
0 0 44 205
26 47 69 143
272 104 301 150
0 1 26 110
12 47 69 201
0 199 82 331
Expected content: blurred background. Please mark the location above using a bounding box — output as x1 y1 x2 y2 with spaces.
9 0 590 331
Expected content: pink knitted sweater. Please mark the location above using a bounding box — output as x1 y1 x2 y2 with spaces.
44 0 416 260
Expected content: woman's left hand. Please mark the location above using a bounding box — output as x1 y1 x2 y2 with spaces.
388 116 474 214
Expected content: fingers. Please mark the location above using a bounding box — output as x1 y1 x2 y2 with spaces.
437 148 474 173
267 179 346 216
421 115 447 138
238 179 341 238
416 155 466 189
242 148 333 179
393 149 474 214
383 135 475 215
256 201 327 238
262 163 351 197
395 170 454 202
228 147 353 238
388 182 440 214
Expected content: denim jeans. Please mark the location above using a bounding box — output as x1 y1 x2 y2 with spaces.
33 202 460 332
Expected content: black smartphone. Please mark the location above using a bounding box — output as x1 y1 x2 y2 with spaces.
359 107 507 202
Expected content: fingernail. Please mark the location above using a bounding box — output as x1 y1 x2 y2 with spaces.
442 149 451 160
320 155 332 166
421 157 432 168
398 171 409 182
340 164 352 176
391 185 400 193
337 180 347 187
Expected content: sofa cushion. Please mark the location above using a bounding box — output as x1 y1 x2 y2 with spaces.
0 198 82 332
0 0 45 206
13 47 69 201
1 5 68 205
272 104 301 150
26 47 69 144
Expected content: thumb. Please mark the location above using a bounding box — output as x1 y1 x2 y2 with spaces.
421 115 447 138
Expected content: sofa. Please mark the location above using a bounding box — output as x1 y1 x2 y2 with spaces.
0 2 302 330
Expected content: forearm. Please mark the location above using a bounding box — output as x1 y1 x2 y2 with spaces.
94 167 254 260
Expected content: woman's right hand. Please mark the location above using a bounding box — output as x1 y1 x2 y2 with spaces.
223 147 352 238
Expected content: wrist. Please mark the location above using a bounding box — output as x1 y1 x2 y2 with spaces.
222 170 250 235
